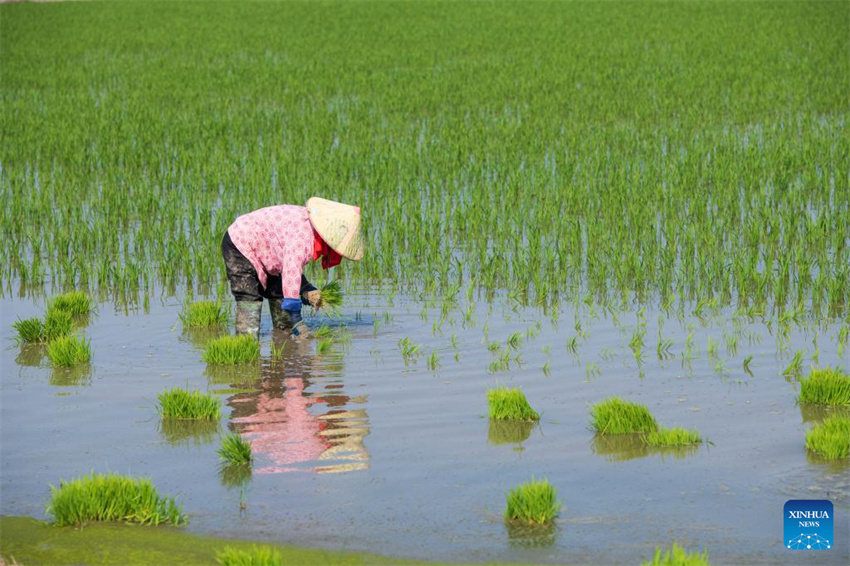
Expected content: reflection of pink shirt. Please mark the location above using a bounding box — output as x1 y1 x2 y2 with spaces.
227 205 313 297
231 378 328 474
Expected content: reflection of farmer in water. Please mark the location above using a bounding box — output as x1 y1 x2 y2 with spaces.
227 337 370 474
221 197 364 338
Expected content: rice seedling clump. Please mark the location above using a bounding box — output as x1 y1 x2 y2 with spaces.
799 367 850 406
504 477 560 525
591 398 658 435
319 280 343 313
13 317 44 343
47 472 186 526
203 335 260 365
46 334 91 367
157 387 221 420
43 309 74 342
805 415 850 460
48 291 93 316
487 387 539 421
218 432 253 465
216 545 283 566
642 543 710 566
180 300 228 329
644 427 703 447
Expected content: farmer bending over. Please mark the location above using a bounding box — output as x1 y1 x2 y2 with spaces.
221 197 364 338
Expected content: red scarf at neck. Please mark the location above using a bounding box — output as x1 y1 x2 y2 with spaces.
313 230 342 269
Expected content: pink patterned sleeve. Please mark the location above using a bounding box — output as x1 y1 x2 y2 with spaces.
280 210 315 299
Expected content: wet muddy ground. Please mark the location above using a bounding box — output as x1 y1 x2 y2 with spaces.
1 287 848 564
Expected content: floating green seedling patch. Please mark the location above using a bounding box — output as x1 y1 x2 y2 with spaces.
46 334 91 368
203 335 260 365
805 415 850 460
644 426 703 447
180 301 228 329
47 472 186 527
590 397 658 435
799 367 850 406
218 432 253 466
642 542 710 566
216 545 283 566
157 387 221 420
48 292 94 316
505 477 560 525
487 387 539 421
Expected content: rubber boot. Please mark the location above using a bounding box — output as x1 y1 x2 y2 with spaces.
268 300 294 331
235 301 262 338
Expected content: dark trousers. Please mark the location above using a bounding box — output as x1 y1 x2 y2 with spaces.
221 231 315 303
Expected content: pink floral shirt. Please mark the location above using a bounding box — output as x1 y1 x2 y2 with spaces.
227 205 314 298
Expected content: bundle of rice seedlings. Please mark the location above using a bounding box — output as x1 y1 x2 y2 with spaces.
216 545 282 566
799 367 850 406
319 280 343 312
218 432 252 465
505 477 560 525
180 300 229 329
644 426 703 447
805 415 850 460
48 291 94 316
157 387 221 419
47 472 186 526
487 387 540 421
590 397 658 434
642 543 710 566
203 335 260 365
46 334 91 367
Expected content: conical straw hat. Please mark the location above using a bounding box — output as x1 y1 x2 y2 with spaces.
306 197 365 261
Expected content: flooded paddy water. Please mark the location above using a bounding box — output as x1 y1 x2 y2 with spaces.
2 285 848 564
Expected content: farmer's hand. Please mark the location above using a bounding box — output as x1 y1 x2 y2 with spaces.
303 290 323 311
291 320 310 340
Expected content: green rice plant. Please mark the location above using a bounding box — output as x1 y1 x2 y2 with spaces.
427 351 441 370
157 387 221 419
799 367 850 405
216 545 282 566
46 334 91 367
641 543 710 566
320 280 343 312
218 432 253 466
13 317 43 343
487 387 539 421
203 335 260 365
644 426 703 447
504 477 560 525
180 300 228 328
46 472 186 526
506 331 523 350
48 291 93 316
805 415 850 460
316 337 333 354
590 397 658 435
398 337 421 364
783 350 804 378
43 309 74 342
314 325 335 338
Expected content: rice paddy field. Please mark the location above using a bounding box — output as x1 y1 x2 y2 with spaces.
1 0 849 564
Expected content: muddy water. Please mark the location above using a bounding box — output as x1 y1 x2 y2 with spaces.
1 287 848 564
